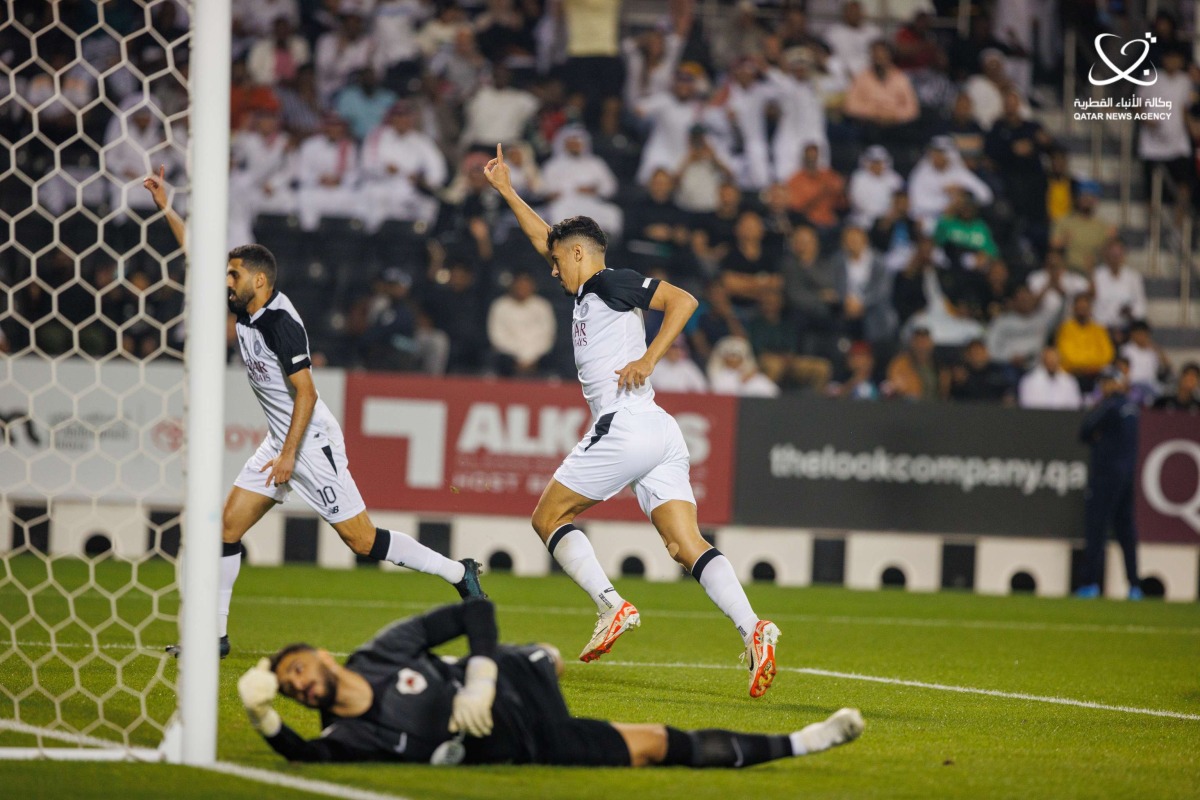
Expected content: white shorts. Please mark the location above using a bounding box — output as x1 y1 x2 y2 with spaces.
234 435 366 524
553 404 696 518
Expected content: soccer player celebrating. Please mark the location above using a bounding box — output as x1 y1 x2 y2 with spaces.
143 169 486 659
482 145 781 697
238 598 864 766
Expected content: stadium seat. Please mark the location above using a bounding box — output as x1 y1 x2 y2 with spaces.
48 501 147 560
367 220 427 275
1105 543 1198 601
586 521 682 582
711 527 813 587
974 538 1072 597
449 515 550 577
252 213 305 269
845 533 941 592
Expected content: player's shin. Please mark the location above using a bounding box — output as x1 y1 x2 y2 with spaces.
369 527 466 584
690 548 758 642
546 523 623 611
662 727 793 768
219 541 243 638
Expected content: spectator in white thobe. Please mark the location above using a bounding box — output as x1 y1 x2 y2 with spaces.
486 271 556 377
247 16 311 86
1091 239 1146 328
540 126 623 240
228 110 296 246
104 98 176 219
294 114 361 230
722 57 779 191
653 336 709 393
848 145 903 228
1026 248 1090 319
767 47 828 183
907 136 993 233
634 68 730 186
314 10 376 104
359 100 447 231
822 1 882 80
1018 346 1082 409
459 65 540 149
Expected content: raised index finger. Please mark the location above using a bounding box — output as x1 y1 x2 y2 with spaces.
496 143 504 164
158 163 165 182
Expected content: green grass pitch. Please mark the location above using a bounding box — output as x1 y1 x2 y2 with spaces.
2 559 1199 799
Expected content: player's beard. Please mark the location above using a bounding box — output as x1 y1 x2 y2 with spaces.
314 663 339 712
227 287 252 315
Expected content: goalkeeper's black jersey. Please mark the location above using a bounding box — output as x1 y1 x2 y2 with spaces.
265 601 496 763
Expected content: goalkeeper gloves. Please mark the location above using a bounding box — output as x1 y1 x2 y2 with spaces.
448 656 498 738
237 657 282 737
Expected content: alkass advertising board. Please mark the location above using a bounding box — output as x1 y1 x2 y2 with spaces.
343 374 737 524
1136 410 1200 544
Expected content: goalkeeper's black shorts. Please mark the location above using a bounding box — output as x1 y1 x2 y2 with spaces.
463 644 631 767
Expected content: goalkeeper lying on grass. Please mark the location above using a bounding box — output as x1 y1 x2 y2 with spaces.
239 598 863 767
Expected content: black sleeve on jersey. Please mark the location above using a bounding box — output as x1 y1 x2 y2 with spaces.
359 599 498 664
264 723 339 762
593 269 660 312
257 309 312 375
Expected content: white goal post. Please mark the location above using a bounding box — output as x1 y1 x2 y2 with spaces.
0 0 228 765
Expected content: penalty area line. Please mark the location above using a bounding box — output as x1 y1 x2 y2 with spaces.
199 761 412 800
591 660 1200 722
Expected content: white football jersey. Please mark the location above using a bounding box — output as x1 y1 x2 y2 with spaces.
235 290 339 448
571 268 661 420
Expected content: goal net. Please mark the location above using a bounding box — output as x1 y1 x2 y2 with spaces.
0 0 225 762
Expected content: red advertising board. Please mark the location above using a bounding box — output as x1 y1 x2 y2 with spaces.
343 374 738 524
1136 410 1200 544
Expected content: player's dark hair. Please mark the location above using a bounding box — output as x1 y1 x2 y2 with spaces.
269 642 316 672
228 243 278 287
546 216 607 254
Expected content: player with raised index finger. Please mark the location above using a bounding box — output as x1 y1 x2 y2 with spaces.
483 144 781 698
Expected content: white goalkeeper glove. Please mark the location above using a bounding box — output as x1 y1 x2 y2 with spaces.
448 656 497 738
237 657 282 737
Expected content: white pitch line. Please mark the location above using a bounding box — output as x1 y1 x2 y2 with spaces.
231 595 1200 637
5 587 1198 636
10 640 1195 722
592 660 1200 722
0 718 124 749
201 761 412 800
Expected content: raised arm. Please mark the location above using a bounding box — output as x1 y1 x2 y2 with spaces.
143 164 186 248
484 143 552 261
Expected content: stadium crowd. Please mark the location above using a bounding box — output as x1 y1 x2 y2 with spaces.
2 0 1199 411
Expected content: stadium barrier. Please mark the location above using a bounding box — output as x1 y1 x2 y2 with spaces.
3 360 1197 600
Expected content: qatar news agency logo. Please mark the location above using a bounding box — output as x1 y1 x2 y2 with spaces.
1074 32 1173 122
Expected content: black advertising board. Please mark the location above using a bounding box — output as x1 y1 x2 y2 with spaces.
733 398 1089 537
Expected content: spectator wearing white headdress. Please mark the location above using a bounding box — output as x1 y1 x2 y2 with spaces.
540 125 623 240
848 145 903 228
707 336 780 397
359 99 446 232
104 97 176 219
907 136 993 234
767 46 828 183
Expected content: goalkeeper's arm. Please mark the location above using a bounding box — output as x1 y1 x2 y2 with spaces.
143 164 187 248
238 657 341 762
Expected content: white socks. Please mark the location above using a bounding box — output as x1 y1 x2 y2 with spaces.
372 527 465 584
219 542 243 638
546 524 623 612
691 549 759 643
